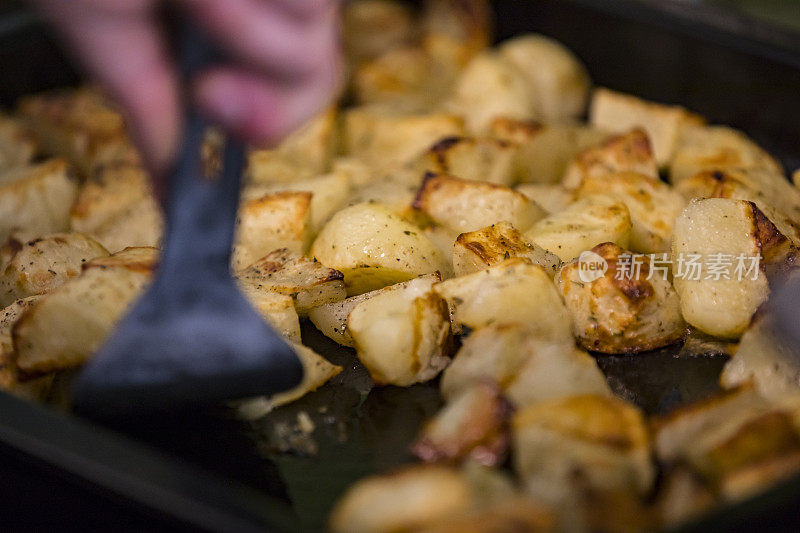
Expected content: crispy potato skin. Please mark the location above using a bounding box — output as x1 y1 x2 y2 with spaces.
671 199 772 338
311 203 451 295
413 173 545 234
556 242 686 354
453 221 561 277
589 88 705 165
576 171 686 254
235 248 345 317
562 128 659 190
0 114 35 172
0 232 108 307
0 296 51 399
413 136 518 186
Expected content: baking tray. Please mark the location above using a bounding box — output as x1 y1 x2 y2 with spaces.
2 0 800 531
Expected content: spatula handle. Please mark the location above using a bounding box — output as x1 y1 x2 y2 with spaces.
158 22 244 278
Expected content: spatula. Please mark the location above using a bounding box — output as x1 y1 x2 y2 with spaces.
72 22 303 417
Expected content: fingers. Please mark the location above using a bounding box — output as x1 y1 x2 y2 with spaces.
187 0 343 145
181 0 339 80
31 0 180 175
194 56 341 145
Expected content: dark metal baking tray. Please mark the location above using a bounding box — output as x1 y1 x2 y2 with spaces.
2 0 800 531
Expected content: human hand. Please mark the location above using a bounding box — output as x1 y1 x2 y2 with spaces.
30 0 341 176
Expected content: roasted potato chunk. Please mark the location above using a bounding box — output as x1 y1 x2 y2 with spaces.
516 183 575 214
445 51 536 134
308 273 441 348
0 296 52 399
669 125 783 185
13 247 158 376
70 163 163 252
412 136 518 186
236 343 342 419
414 173 545 234
347 177 420 218
433 258 573 339
330 465 473 533
235 285 301 343
244 170 351 234
562 128 659 190
420 0 490 69
0 114 35 172
344 107 464 169
525 195 632 261
576 171 687 253
555 242 686 353
720 307 800 401
671 199 775 338
413 382 512 466
17 88 138 175
453 221 561 277
513 394 654 499
0 160 78 242
235 248 345 317
0 232 108 307
498 34 591 123
353 47 443 109
348 276 452 385
589 88 705 165
232 191 313 270
491 119 608 184
311 203 451 295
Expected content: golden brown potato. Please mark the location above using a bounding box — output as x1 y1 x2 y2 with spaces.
433 258 573 339
235 343 342 419
589 88 705 165
576 172 687 253
0 114 35 172
343 106 465 169
555 242 686 353
445 51 536 134
413 173 546 234
308 273 442 348
243 170 352 235
311 203 451 295
0 159 79 243
525 195 632 261
413 382 512 466
69 162 163 252
17 88 138 176
235 248 345 317
13 247 158 377
513 394 654 499
330 465 473 533
0 232 108 307
343 0 415 65
417 496 556 533
498 34 591 123
453 221 561 277
515 183 575 214
420 0 490 69
674 167 800 246
669 125 783 185
562 128 659 190
353 47 442 109
671 199 776 338
412 136 519 186
490 118 607 184
232 191 313 270
720 307 800 401
348 276 452 385
0 296 52 400
347 176 420 219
